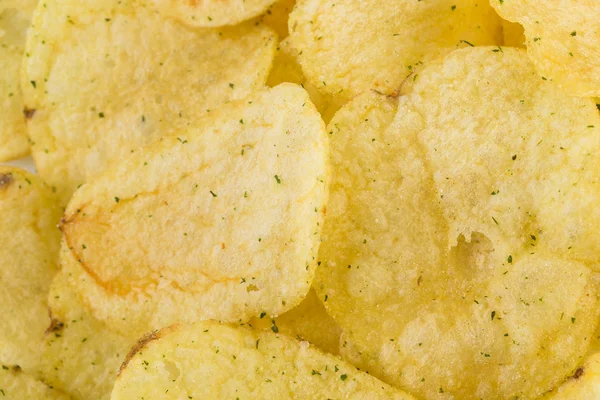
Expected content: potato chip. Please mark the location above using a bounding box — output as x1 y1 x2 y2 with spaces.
41 272 133 400
249 288 342 355
316 47 600 399
111 321 414 399
543 353 600 399
22 0 277 204
59 84 328 338
0 366 71 400
0 167 61 372
260 0 296 39
149 0 277 28
267 37 343 124
501 19 526 47
289 0 503 100
491 0 600 97
0 1 37 161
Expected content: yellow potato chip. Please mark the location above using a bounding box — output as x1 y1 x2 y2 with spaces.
267 37 344 124
491 0 600 97
149 0 277 27
59 84 329 338
501 19 526 47
543 353 600 399
0 167 61 372
111 321 415 399
0 1 37 161
289 0 503 100
22 0 277 204
260 0 296 38
249 288 342 355
0 366 71 400
41 272 133 400
317 47 600 399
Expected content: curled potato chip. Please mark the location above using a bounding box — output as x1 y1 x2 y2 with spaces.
261 0 296 38
501 19 525 47
0 1 37 161
289 0 503 100
249 288 342 355
149 0 277 27
111 321 414 399
22 0 277 204
41 272 133 400
59 84 328 338
0 366 71 400
267 37 344 124
317 47 600 399
491 0 600 97
0 167 61 372
544 353 600 399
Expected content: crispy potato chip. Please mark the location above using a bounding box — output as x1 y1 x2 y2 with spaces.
111 321 414 399
0 167 61 372
59 84 328 338
249 288 342 355
289 0 503 100
0 366 71 400
491 0 600 97
149 0 277 28
316 47 600 399
267 37 343 124
501 19 526 47
0 1 37 161
544 353 600 399
260 0 296 38
41 272 133 400
22 0 277 205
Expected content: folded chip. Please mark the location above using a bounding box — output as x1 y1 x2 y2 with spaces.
59 84 329 338
289 0 503 101
22 0 277 204
111 321 414 399
0 366 71 400
0 1 37 161
249 288 342 355
0 167 61 373
316 47 600 399
491 0 600 97
149 0 278 27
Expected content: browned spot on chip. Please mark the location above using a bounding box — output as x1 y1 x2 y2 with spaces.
573 367 584 380
118 325 181 376
23 108 36 119
0 173 13 189
45 314 64 335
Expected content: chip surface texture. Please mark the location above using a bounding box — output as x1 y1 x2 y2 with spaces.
316 47 600 399
22 0 277 204
60 84 329 338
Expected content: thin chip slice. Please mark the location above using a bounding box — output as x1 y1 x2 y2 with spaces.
267 37 343 123
0 366 71 400
0 1 37 161
149 0 277 27
22 0 277 204
260 0 296 38
501 19 526 47
544 353 600 399
0 167 61 372
41 272 133 400
249 288 342 355
317 47 600 399
491 0 600 97
289 0 503 100
111 321 414 399
59 84 328 338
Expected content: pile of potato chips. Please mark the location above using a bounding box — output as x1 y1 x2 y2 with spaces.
1 0 600 398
